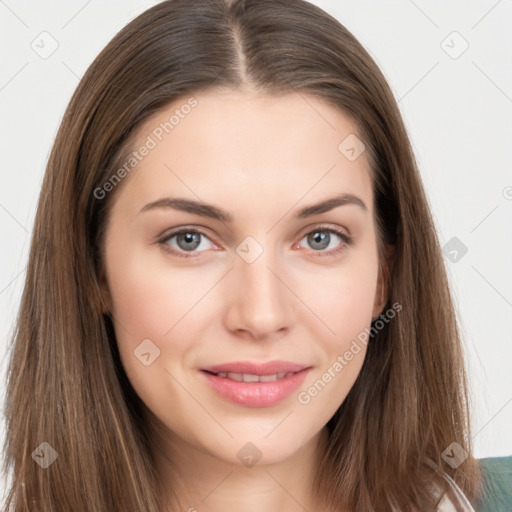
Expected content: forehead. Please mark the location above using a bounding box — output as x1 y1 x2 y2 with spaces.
111 89 373 217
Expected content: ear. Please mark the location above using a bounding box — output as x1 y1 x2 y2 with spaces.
372 244 395 321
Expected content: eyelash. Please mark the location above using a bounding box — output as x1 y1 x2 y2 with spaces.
157 225 353 259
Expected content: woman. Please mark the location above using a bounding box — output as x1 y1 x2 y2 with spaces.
2 0 482 510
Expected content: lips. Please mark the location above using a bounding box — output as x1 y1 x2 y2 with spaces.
199 360 311 408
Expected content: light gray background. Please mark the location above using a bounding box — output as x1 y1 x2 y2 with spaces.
1 0 511 499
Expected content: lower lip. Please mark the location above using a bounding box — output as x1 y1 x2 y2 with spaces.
200 368 311 408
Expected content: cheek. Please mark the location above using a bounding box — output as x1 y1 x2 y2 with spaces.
103 243 186 385
296 344 366 432
298 255 379 341
107 262 171 344
105 260 193 423
295 276 373 422
103 241 223 406
293 254 378 411
105 242 209 344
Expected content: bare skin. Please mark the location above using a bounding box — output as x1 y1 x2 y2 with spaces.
100 88 392 512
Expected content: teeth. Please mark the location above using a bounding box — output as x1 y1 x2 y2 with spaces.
243 373 260 382
216 371 295 382
259 374 277 382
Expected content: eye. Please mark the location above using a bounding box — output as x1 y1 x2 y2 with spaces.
158 228 216 258
296 226 352 257
157 225 352 259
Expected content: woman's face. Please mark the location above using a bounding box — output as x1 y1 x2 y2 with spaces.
101 88 388 467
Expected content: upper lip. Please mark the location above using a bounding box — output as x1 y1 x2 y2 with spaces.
201 360 311 375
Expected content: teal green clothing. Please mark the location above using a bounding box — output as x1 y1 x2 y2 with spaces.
474 456 512 511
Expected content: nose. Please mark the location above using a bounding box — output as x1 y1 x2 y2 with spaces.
222 241 295 340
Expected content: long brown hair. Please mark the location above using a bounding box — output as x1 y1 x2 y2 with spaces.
2 0 482 510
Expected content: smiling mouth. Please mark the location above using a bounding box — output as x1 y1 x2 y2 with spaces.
199 366 311 408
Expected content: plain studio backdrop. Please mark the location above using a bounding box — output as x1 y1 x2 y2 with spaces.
0 0 511 500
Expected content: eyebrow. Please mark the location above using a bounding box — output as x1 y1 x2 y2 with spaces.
138 193 367 222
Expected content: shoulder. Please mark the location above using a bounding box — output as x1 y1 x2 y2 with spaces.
389 473 476 512
434 473 476 512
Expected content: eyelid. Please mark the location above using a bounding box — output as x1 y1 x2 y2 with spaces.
296 222 351 241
